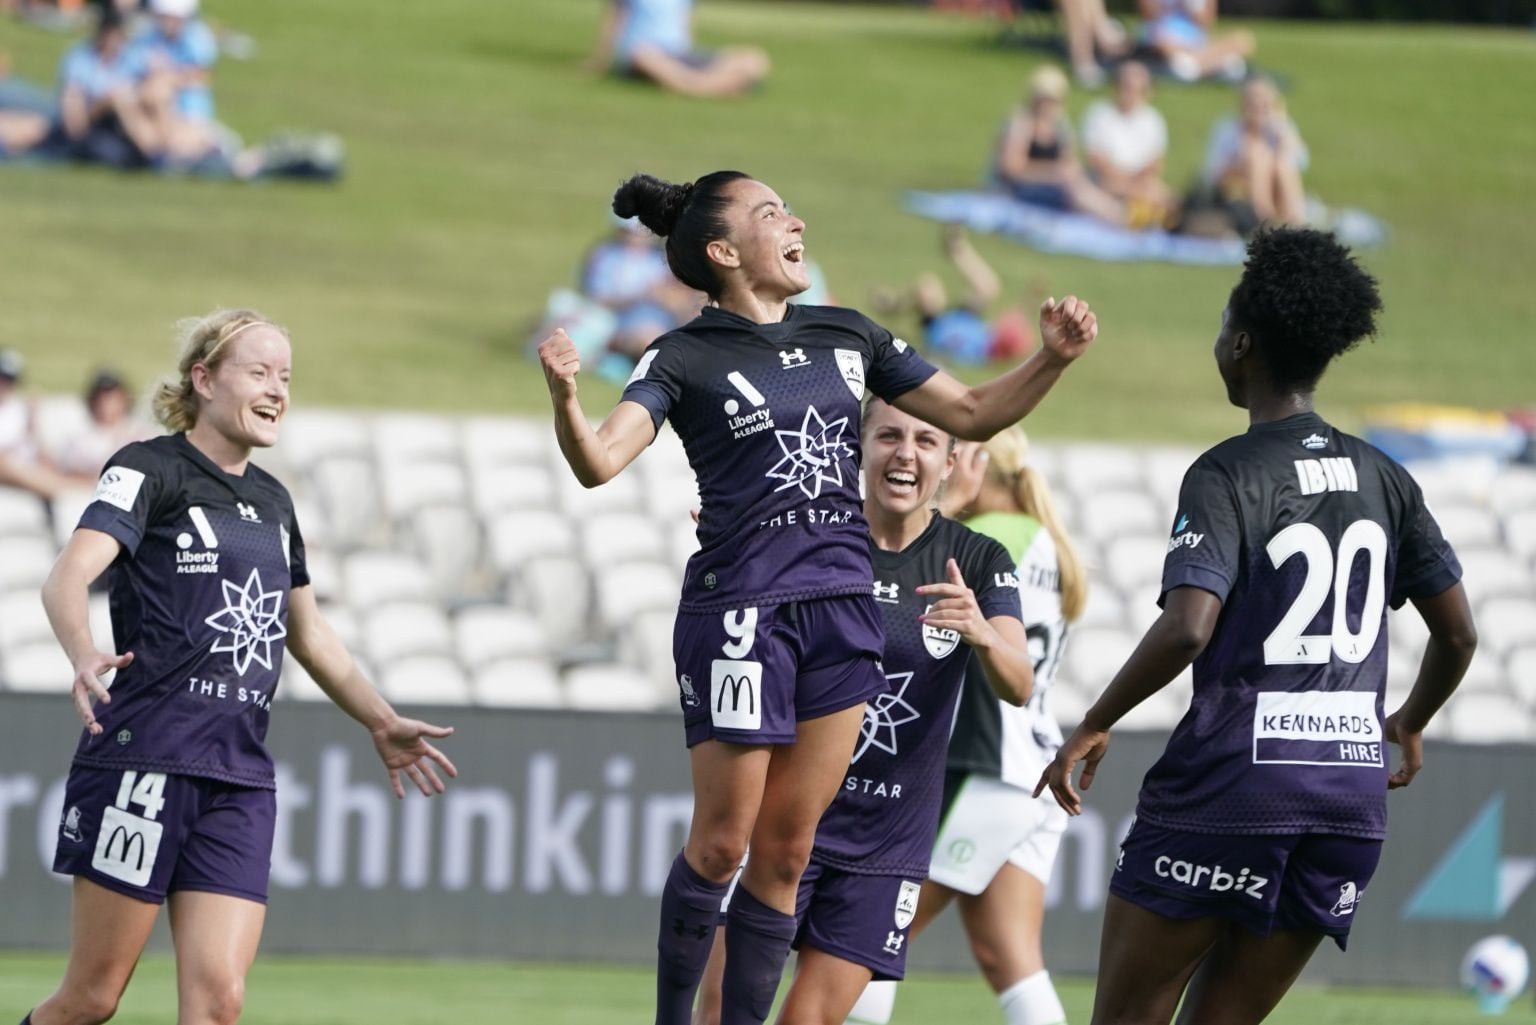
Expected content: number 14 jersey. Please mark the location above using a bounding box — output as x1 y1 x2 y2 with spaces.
1141 412 1461 839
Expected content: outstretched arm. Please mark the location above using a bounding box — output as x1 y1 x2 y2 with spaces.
893 297 1097 441
42 528 133 736
538 328 656 487
286 585 457 798
1036 586 1221 814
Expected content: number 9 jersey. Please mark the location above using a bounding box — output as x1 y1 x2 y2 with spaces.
1139 412 1461 840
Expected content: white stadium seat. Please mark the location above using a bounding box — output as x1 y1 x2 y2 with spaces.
462 416 549 469
0 641 73 693
616 608 679 694
637 425 693 480
643 469 701 524
564 662 665 712
372 413 460 467
362 602 454 664
342 550 435 604
1102 533 1169 595
1477 597 1536 656
321 604 360 651
473 657 564 708
668 520 701 571
506 556 591 649
279 655 329 702
486 510 576 575
31 395 90 461
1446 692 1535 744
280 410 371 468
50 486 95 549
1457 547 1535 604
1503 510 1536 561
291 497 330 549
379 655 472 706
0 589 52 648
1076 587 1127 631
309 456 383 544
1080 490 1164 543
580 512 666 568
1506 647 1536 708
0 486 48 536
1044 681 1093 730
593 562 681 633
1430 504 1501 549
556 469 643 520
1141 447 1201 512
1387 604 1432 656
0 536 56 591
410 504 482 595
470 462 557 519
453 605 547 667
378 460 467 521
1126 585 1164 635
1408 457 1499 508
1489 467 1536 518
1058 443 1144 496
300 548 343 603
1060 626 1139 693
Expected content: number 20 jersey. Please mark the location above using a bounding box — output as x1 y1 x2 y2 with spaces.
1141 412 1461 839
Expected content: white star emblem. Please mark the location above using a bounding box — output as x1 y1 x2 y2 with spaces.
766 405 853 499
204 568 287 676
852 671 921 763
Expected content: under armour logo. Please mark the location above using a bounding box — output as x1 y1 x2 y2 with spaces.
778 348 809 369
237 503 260 522
672 917 710 940
872 581 899 602
883 931 905 955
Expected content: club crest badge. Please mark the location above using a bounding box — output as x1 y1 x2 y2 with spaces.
834 349 866 400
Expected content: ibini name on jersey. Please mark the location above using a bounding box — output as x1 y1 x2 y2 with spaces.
1295 457 1359 496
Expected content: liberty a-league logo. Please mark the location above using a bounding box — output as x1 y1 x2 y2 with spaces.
834 349 865 400
91 770 168 888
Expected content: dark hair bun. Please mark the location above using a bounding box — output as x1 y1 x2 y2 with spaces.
613 174 692 237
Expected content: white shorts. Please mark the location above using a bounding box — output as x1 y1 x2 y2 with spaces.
928 773 1069 894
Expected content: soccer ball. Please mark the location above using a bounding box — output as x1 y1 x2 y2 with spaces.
1460 935 1529 1014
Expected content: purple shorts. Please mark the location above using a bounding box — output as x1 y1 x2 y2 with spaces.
793 862 923 981
674 594 887 747
1109 817 1382 950
53 766 275 905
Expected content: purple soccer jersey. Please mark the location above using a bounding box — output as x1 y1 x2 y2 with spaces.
72 435 309 789
812 515 1021 878
1139 413 1461 839
621 304 938 613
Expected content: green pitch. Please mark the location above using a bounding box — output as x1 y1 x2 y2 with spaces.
1 3 1532 442
0 953 1508 1024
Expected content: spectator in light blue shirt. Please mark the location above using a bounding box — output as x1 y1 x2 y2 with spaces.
588 0 769 98
54 6 163 166
133 0 219 121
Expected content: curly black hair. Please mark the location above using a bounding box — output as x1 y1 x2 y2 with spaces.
1227 227 1382 388
613 170 751 299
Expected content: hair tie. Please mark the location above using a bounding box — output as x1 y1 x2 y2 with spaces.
679 182 696 206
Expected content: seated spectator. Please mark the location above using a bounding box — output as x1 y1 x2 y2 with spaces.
1138 0 1253 83
0 349 79 500
52 368 154 477
580 215 699 361
874 227 1040 366
590 0 769 98
1082 60 1174 224
993 65 1124 224
132 0 224 165
50 5 161 167
1202 74 1307 227
1057 0 1129 88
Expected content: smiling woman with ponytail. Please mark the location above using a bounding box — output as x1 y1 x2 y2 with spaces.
536 169 1098 1025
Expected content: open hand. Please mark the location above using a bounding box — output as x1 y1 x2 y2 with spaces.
1034 721 1111 815
72 649 133 736
1039 296 1097 363
939 442 988 518
370 716 458 798
1384 710 1423 790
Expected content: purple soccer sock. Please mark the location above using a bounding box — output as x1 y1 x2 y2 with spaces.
655 851 730 1025
719 883 798 1025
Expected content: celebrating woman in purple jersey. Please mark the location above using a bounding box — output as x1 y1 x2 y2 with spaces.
537 169 1095 1025
693 398 1035 1025
1037 229 1477 1025
20 310 457 1025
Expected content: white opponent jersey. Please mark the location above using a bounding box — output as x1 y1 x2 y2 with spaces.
946 513 1068 788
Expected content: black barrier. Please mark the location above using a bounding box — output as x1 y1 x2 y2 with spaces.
0 694 1531 987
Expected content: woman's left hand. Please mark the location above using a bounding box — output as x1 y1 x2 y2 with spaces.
370 716 458 798
916 558 995 648
937 443 988 518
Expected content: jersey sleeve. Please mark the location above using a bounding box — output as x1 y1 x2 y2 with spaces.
1160 461 1242 605
287 508 311 589
1390 479 1462 608
969 535 1024 622
619 336 687 432
861 313 938 401
76 443 168 557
